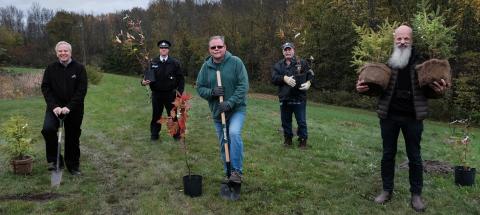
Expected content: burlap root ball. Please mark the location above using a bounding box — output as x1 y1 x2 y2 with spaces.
358 63 392 96
415 59 451 87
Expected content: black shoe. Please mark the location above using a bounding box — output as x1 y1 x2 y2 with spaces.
283 136 293 147
69 169 82 176
298 138 307 149
150 136 159 141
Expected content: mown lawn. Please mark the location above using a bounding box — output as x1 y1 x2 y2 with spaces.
0 72 479 214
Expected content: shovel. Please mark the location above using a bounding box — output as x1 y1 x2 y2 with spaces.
51 115 65 188
216 70 241 200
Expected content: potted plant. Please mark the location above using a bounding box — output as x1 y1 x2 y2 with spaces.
158 91 202 197
352 20 398 96
412 0 455 88
449 119 476 186
0 115 34 175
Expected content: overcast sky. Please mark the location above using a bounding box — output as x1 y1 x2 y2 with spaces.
0 0 152 15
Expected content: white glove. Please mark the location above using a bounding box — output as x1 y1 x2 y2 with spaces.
283 76 296 87
61 107 70 114
299 81 311 91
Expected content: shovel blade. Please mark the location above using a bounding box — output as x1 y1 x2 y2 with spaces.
220 182 241 201
51 169 63 188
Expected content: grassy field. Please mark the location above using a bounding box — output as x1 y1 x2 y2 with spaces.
0 72 479 214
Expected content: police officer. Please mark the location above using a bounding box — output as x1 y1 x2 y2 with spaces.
142 40 185 141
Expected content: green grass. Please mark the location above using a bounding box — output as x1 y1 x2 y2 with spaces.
1 67 43 74
0 73 479 214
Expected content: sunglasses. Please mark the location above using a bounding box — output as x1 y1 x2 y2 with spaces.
209 45 224 50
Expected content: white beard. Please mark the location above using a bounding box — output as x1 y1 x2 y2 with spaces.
388 45 412 69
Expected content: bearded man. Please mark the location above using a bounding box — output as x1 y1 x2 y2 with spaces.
356 25 449 212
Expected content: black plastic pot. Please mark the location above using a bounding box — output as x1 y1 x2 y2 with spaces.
183 175 202 197
294 73 307 89
454 166 476 186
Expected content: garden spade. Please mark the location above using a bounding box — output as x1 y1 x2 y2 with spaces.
51 116 65 188
216 71 241 200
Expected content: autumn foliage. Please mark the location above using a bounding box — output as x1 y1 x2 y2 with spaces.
157 91 192 139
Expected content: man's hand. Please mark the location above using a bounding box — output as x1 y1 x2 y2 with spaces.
299 80 311 91
53 107 62 116
356 79 369 93
218 102 231 113
283 76 296 87
429 79 449 94
61 107 70 115
141 79 151 86
212 86 224 97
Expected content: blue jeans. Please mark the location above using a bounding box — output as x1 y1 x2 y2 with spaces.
380 117 424 194
280 100 307 139
214 111 245 175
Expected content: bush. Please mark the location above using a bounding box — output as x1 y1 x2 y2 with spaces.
0 116 33 160
412 0 456 59
85 65 104 85
351 20 398 69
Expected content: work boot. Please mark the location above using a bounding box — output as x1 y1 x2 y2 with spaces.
411 194 426 212
47 162 64 171
229 171 242 184
298 138 307 149
283 136 293 147
374 191 392 204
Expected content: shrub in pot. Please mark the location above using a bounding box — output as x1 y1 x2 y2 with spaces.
449 119 476 186
158 91 202 197
352 20 398 96
0 116 34 175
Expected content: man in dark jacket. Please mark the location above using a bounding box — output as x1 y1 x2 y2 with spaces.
41 41 88 176
142 40 185 141
271 42 314 148
356 25 449 212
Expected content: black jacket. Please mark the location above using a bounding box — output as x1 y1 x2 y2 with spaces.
147 56 184 94
377 49 441 120
41 59 88 113
271 57 314 101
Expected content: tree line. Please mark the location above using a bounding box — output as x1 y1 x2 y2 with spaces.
1 0 479 122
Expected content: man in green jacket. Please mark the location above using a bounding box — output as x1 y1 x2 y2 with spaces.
196 35 249 184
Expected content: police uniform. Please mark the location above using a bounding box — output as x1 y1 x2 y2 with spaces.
145 40 185 141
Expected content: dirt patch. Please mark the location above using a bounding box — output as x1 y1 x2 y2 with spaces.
400 160 453 174
0 71 43 99
0 192 64 202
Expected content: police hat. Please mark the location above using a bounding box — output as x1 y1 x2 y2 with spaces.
282 42 295 50
157 40 171 48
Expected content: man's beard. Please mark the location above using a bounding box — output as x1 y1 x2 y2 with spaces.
388 45 412 69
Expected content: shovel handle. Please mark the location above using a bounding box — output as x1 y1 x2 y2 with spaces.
216 70 230 163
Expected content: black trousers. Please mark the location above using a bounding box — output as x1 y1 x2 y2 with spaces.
380 116 424 194
150 91 176 138
41 109 83 170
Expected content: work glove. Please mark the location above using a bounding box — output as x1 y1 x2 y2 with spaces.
218 102 231 113
283 75 296 87
212 86 224 97
299 80 311 91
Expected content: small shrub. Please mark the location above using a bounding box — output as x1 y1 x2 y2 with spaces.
0 116 33 160
351 20 398 69
412 0 456 59
85 65 104 85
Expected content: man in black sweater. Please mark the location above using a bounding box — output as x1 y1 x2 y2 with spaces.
41 41 88 176
141 40 185 141
356 25 449 212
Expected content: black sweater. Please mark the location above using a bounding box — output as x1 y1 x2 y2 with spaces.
41 60 88 113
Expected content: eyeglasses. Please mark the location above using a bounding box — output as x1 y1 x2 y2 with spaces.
209 45 224 50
